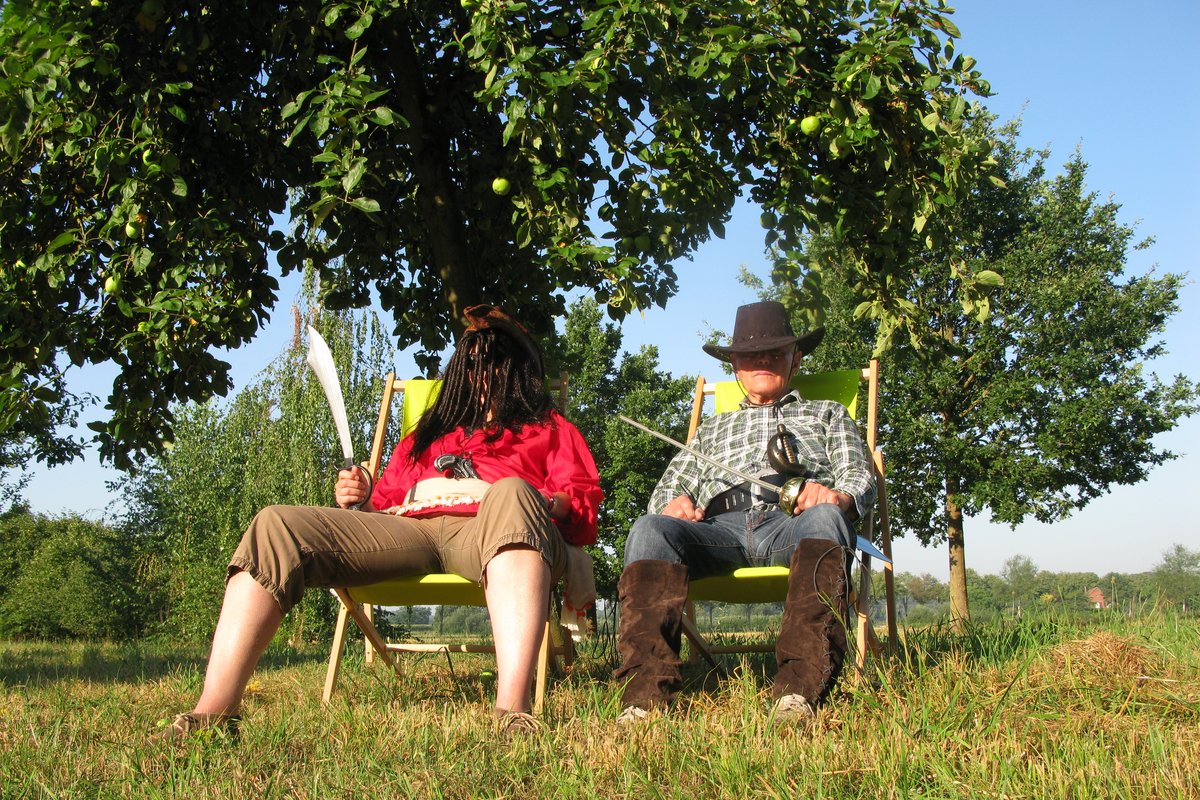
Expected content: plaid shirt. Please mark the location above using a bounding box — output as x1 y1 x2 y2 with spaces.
649 389 877 518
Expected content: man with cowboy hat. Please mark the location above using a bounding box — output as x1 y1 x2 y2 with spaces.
612 300 876 722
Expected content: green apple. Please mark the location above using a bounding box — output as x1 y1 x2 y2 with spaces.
799 115 821 136
124 219 142 238
551 20 569 37
759 210 778 229
634 233 651 252
103 274 122 295
491 176 511 196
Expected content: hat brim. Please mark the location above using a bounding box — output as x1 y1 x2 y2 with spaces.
702 327 825 363
463 304 545 371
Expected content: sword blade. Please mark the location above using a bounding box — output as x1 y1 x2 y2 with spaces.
616 414 778 494
305 325 355 467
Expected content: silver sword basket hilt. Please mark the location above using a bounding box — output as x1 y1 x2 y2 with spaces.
769 424 808 515
767 424 805 477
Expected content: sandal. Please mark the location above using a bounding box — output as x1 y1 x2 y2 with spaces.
147 712 241 744
496 711 543 738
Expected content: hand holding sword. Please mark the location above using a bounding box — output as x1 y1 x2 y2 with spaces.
617 415 808 516
306 325 374 510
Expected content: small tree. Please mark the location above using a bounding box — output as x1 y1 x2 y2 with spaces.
766 117 1200 630
0 508 152 638
999 554 1038 616
1152 544 1200 610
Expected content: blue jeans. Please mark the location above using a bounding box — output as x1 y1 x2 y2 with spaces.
623 504 852 580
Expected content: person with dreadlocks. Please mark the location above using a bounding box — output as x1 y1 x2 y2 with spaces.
151 305 602 742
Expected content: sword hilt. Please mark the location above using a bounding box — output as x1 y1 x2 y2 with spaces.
341 459 374 510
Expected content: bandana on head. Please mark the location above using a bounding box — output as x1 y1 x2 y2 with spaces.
463 304 544 373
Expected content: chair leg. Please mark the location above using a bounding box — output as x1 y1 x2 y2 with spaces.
533 620 552 715
680 613 718 668
332 589 400 683
322 600 353 704
683 599 702 665
363 603 375 665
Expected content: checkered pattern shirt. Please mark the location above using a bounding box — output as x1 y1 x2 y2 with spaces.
648 389 877 518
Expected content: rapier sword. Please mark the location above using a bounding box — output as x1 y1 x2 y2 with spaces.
616 414 804 515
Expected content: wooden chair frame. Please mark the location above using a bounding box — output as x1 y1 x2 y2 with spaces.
321 373 575 713
678 359 898 675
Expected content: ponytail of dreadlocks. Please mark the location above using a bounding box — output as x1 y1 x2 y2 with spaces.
406 328 554 461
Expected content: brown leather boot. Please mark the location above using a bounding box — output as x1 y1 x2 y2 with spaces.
612 560 690 712
773 538 850 709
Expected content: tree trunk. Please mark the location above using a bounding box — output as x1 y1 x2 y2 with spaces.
946 475 970 632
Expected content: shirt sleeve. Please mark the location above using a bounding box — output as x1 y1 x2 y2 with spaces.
822 403 877 519
370 435 420 510
543 414 603 546
646 421 709 513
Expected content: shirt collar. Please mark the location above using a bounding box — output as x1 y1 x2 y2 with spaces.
738 388 801 411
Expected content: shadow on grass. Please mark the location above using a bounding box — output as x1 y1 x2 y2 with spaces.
0 638 330 687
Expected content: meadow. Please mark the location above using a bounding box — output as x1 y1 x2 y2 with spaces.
1 613 1197 799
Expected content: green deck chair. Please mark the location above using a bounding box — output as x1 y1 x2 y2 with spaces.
321 374 575 713
679 360 897 674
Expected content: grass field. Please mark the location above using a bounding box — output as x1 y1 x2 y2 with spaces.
1 613 1197 799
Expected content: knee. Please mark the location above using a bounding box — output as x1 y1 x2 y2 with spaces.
245 505 296 545
623 515 680 566
488 476 543 508
798 503 853 547
492 475 534 494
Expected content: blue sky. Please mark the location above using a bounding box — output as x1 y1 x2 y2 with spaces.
21 1 1199 581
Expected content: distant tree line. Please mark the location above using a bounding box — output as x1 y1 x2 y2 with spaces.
5 484 1195 640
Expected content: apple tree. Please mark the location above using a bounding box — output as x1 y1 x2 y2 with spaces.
1 0 994 468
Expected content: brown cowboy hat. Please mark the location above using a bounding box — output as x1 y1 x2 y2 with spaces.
463 304 544 371
702 301 825 363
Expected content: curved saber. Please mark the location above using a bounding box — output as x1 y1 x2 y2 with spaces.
616 414 778 494
306 325 373 508
306 326 355 469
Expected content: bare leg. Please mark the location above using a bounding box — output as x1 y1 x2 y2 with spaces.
484 545 550 715
192 570 284 717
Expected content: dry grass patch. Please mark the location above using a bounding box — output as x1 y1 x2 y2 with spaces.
1037 630 1156 682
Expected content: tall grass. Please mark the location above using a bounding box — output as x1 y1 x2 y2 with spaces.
1 612 1196 798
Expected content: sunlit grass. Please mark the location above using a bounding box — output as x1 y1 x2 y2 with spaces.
1 613 1196 798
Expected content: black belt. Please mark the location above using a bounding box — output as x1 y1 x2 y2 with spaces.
704 477 783 516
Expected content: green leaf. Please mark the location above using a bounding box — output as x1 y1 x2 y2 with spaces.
369 106 395 126
973 270 1003 287
936 15 962 38
46 231 75 253
349 197 380 213
324 4 348 26
343 161 366 193
863 74 881 100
